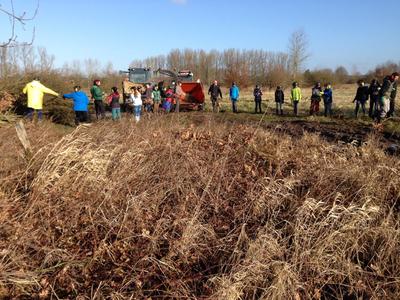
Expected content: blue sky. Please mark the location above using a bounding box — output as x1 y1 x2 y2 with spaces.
1 0 400 73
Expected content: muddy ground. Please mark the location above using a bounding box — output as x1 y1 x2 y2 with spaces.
186 113 400 154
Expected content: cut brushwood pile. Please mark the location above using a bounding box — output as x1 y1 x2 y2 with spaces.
0 91 16 113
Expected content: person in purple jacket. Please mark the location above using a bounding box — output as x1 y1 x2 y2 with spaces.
63 86 90 125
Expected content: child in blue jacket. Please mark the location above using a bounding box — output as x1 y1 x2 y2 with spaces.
229 82 240 113
63 86 90 125
323 84 333 117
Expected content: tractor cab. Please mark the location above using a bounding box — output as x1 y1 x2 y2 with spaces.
127 68 153 84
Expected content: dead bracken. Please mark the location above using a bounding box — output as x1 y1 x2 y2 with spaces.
0 115 400 299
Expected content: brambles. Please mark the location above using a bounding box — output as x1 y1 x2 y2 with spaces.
0 115 399 298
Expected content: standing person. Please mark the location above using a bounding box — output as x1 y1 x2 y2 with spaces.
323 83 333 117
368 79 381 118
388 76 398 117
229 82 240 113
106 87 121 121
152 85 162 113
290 82 302 116
208 80 223 113
253 85 263 114
310 82 322 115
62 86 90 125
275 86 284 115
130 87 142 122
174 81 186 112
162 86 174 113
353 80 369 118
22 77 59 121
90 79 105 120
378 72 399 121
144 83 153 112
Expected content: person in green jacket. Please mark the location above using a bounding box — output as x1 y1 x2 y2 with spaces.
90 79 105 120
290 82 302 116
152 85 161 113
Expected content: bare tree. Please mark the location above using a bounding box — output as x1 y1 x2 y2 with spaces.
20 44 36 73
0 0 39 47
38 46 54 73
288 29 309 79
84 58 101 78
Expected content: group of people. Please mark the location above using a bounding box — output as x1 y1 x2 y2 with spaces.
21 72 399 126
208 80 241 113
207 80 331 116
207 72 399 123
22 78 186 125
88 80 184 123
353 73 399 122
283 73 398 121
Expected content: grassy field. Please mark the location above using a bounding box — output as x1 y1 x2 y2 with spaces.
1 84 400 298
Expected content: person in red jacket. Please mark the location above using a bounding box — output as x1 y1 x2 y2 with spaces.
162 87 174 113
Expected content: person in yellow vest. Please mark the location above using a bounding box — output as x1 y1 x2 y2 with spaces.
290 81 302 116
23 77 59 121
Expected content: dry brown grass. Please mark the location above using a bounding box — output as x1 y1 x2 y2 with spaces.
0 114 400 299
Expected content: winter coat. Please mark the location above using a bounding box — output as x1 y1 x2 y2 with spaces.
275 89 284 103
253 87 263 101
165 89 174 103
311 87 322 101
354 86 369 103
107 93 121 109
90 85 103 101
391 82 397 101
63 91 90 111
368 83 381 101
380 76 395 99
23 80 59 110
130 93 142 106
229 85 240 100
323 88 333 104
145 87 153 100
208 84 222 99
152 89 161 102
290 87 302 102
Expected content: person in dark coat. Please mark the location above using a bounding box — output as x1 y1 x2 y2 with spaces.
378 72 399 121
353 80 369 117
253 85 263 113
368 79 381 118
275 86 284 115
388 80 398 117
208 80 223 113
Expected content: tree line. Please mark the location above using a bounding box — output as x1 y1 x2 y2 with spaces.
1 42 399 92
131 48 400 89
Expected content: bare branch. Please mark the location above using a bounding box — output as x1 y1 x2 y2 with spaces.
0 0 39 47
